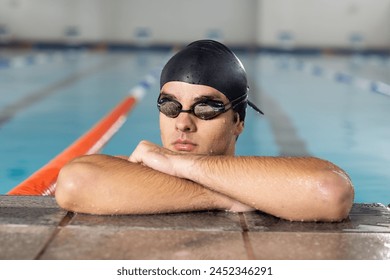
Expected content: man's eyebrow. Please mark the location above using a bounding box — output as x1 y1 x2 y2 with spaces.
159 92 223 101
193 94 223 102
159 92 176 99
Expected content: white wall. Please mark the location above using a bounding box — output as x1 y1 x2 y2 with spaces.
0 0 258 46
0 0 389 49
258 0 390 49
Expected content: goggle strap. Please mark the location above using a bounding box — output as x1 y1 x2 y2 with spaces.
248 100 264 115
231 95 264 116
230 95 248 110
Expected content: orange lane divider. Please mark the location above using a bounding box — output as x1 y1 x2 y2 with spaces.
8 96 137 196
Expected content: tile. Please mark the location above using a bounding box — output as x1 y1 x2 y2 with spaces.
243 204 390 233
70 210 242 231
0 207 67 226
249 232 390 260
0 195 60 208
243 211 351 232
343 204 390 232
2 196 389 261
0 224 57 260
0 196 67 226
349 203 390 216
40 228 247 260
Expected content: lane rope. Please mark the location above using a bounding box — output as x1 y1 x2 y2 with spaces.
272 55 390 97
0 50 87 69
7 56 164 196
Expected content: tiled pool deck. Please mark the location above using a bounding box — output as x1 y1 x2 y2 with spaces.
0 195 389 260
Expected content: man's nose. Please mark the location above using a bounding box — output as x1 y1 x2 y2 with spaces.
175 112 197 132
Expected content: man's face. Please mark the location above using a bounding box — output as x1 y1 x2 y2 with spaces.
159 81 244 156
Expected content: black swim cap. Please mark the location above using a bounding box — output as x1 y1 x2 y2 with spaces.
160 40 263 121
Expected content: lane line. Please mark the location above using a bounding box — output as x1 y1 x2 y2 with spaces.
255 88 311 157
264 95 310 156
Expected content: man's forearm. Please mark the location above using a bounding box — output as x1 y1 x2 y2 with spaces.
55 154 236 215
173 155 354 221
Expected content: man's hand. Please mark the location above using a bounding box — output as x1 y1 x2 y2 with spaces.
128 140 255 213
128 140 185 177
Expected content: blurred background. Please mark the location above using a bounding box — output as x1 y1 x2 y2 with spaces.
1 0 389 52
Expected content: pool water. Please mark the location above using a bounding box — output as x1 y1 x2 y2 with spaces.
254 54 390 203
1 48 389 204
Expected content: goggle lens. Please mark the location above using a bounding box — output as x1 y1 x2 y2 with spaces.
158 100 182 118
157 98 227 120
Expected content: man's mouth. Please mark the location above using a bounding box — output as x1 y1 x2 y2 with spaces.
172 139 197 152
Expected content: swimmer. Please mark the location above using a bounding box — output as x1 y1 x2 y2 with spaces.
55 40 354 221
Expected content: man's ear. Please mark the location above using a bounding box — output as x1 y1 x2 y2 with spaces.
234 113 244 136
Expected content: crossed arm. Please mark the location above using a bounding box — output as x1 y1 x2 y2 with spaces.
55 141 354 221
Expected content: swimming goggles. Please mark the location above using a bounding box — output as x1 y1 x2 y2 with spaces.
157 94 263 120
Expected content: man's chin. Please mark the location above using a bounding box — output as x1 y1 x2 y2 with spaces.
170 146 206 155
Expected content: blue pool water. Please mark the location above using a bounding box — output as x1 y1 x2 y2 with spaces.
0 48 389 204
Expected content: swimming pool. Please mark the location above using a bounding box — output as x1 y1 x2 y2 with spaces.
1 48 389 204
